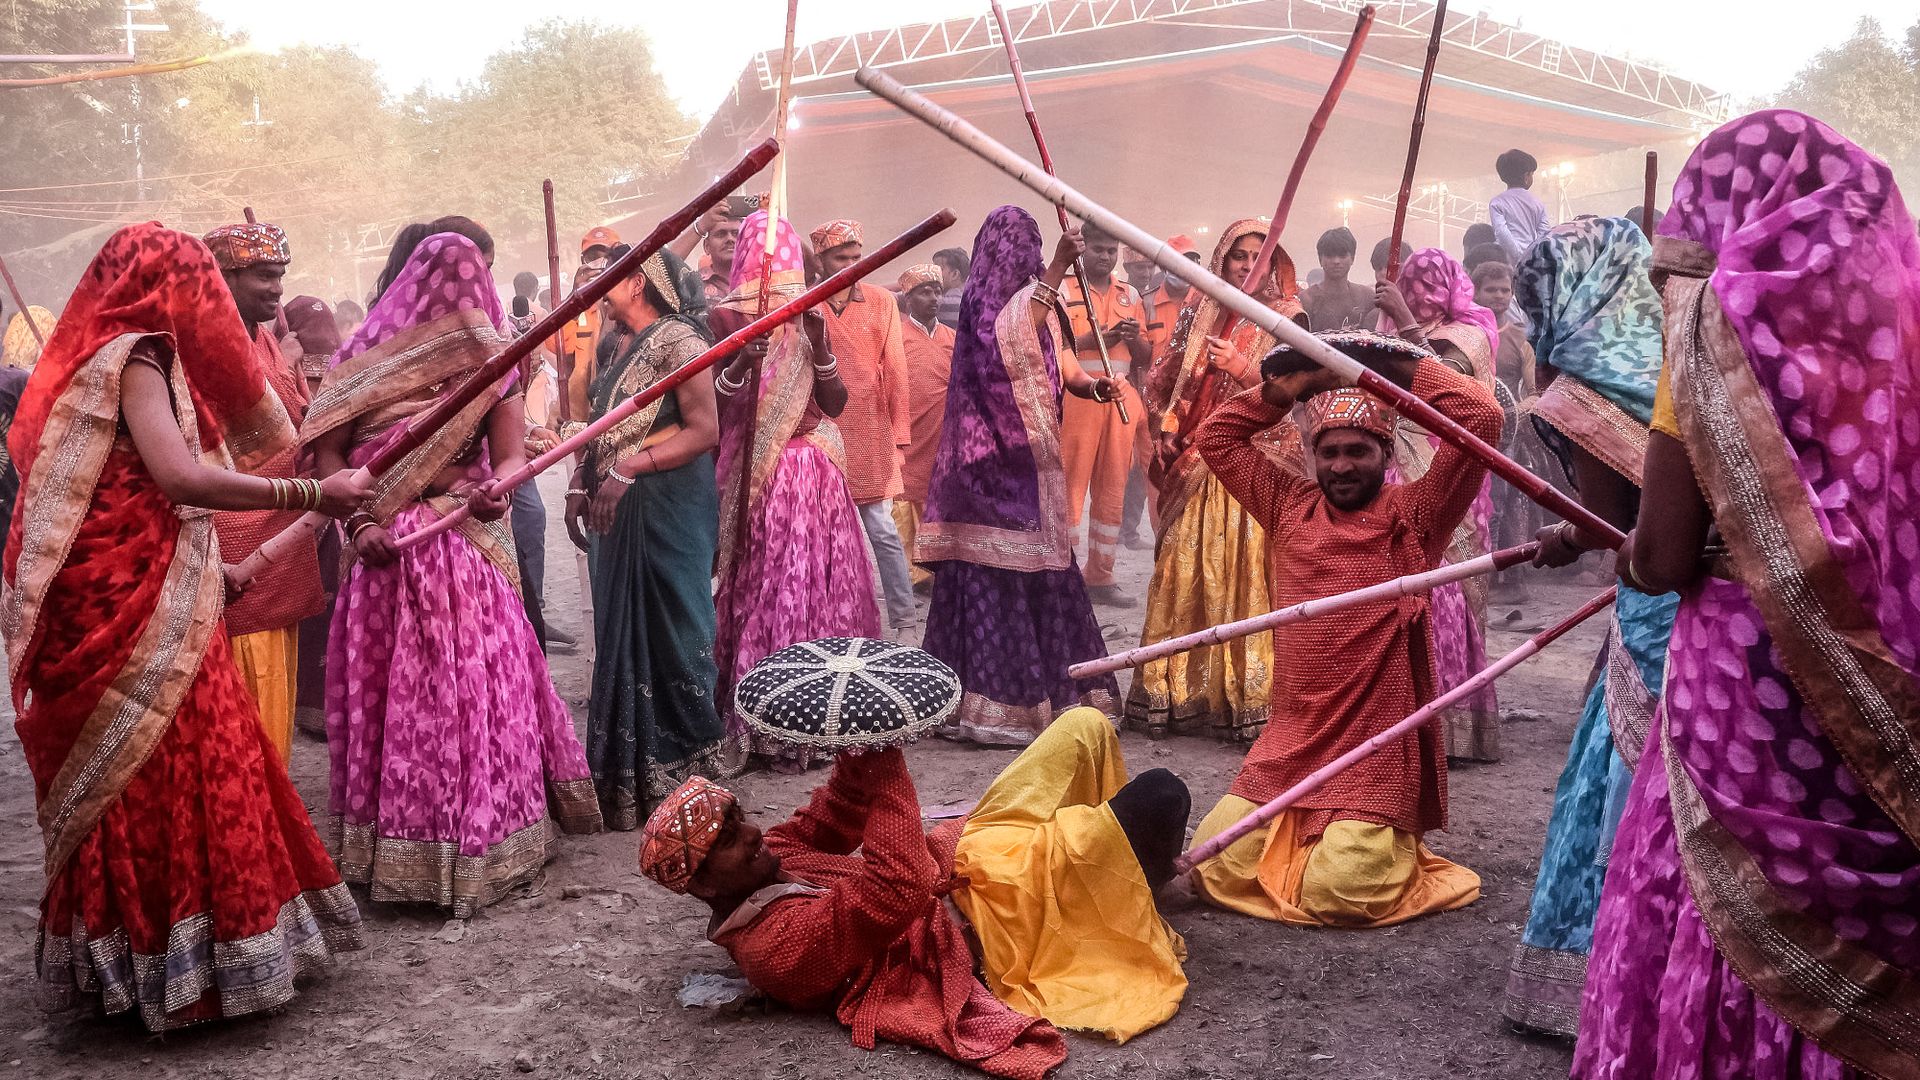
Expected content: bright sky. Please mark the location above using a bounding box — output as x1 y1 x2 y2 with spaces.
193 0 1919 118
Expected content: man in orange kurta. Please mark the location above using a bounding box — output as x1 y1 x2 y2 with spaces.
203 222 326 767
1188 335 1499 926
558 225 622 425
1059 223 1152 603
813 219 916 629
893 264 955 588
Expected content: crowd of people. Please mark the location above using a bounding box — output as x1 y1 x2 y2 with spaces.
2 107 1916 1080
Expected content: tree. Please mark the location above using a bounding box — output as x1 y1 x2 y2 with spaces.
1776 16 1920 187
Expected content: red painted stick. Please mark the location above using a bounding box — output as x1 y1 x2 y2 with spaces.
1640 151 1658 237
544 178 566 421
1182 4 1375 437
393 210 959 553
227 137 780 591
1385 0 1448 282
0 249 44 349
989 0 1129 424
1176 585 1618 874
1070 541 1535 680
852 65 1629 550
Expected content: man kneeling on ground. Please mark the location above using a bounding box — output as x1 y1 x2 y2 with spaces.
638 709 1189 1078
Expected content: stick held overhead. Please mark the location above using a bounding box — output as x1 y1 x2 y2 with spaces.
852 65 1624 550
1385 0 1448 283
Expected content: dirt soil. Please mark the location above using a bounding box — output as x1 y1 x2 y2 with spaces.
1 472 1609 1079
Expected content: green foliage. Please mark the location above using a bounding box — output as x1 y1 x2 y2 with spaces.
1776 16 1920 186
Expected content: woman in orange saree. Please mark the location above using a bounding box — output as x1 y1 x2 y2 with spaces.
6 223 369 1031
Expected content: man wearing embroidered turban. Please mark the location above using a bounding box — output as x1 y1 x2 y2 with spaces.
1186 329 1503 930
202 221 325 767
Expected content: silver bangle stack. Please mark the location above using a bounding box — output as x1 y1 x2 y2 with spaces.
813 352 839 381
716 368 746 396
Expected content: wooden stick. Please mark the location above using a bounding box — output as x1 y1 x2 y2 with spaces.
393 209 959 553
1640 151 1658 237
1183 4 1375 437
727 0 801 586
243 206 257 225
1175 585 1618 874
1070 541 1535 680
227 137 780 592
852 66 1627 549
0 249 44 349
1385 0 1448 283
544 179 567 423
988 0 1130 424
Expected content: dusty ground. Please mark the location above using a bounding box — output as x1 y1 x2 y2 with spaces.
0 472 1609 1079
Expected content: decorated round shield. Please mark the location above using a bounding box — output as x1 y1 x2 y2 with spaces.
734 637 962 752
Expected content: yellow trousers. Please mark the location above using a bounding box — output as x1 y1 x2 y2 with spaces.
1190 795 1480 927
229 626 297 770
954 707 1187 1043
891 499 932 586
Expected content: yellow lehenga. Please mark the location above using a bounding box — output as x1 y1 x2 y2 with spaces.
1125 219 1300 743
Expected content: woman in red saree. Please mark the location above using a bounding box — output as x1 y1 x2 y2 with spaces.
5 223 369 1030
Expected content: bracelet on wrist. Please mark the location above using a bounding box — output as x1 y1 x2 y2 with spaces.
607 469 637 487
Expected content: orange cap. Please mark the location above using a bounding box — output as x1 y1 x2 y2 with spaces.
580 226 621 254
1167 234 1198 256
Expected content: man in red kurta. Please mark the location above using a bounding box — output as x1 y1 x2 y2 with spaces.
1059 223 1152 603
1187 333 1499 926
812 219 916 629
203 222 326 767
894 264 955 588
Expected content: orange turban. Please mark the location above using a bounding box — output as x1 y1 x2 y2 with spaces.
809 218 863 254
638 776 737 894
1305 387 1396 443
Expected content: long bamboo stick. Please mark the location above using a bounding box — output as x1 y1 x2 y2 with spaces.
727 0 801 588
227 138 780 592
1182 4 1375 437
1175 585 1618 874
1071 541 1536 680
0 249 44 349
393 210 959 553
988 0 1129 424
1640 151 1658 237
852 67 1626 549
1384 0 1448 283
544 179 567 422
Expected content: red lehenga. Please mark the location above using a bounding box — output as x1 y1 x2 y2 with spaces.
4 223 362 1032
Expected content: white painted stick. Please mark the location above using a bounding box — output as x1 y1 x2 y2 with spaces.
1071 542 1539 680
1174 586 1618 874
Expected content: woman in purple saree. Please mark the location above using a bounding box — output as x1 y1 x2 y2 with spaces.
916 206 1120 745
304 232 601 917
1576 110 1920 1079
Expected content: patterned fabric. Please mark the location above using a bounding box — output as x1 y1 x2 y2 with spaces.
1576 110 1920 1080
4 306 53 369
736 637 961 751
282 295 341 382
5 223 357 1030
711 749 1068 1079
897 263 943 292
1195 359 1501 839
638 775 737 894
202 221 290 270
808 218 863 254
330 232 505 370
820 283 909 504
1398 248 1499 356
1514 216 1664 423
585 311 729 829
1305 386 1396 442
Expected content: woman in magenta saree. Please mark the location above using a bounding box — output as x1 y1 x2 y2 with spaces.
916 206 1119 745
709 212 880 769
1575 110 1920 1079
304 232 601 917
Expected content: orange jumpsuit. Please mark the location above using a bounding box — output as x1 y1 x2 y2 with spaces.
1059 274 1147 587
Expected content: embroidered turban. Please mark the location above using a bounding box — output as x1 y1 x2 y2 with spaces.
809 218 863 254
202 222 290 271
1305 386 1396 443
639 775 738 893
897 264 944 293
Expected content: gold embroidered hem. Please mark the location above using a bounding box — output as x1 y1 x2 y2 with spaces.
328 816 559 918
1502 942 1587 1037
597 734 747 832
548 777 608 835
940 688 1118 748
1122 466 1271 744
36 882 363 1032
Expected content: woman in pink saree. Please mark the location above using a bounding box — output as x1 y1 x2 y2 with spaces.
1378 248 1503 762
303 231 601 917
709 212 881 769
1576 110 1920 1079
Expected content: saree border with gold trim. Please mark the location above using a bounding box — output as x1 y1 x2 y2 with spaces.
1661 236 1920 1074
